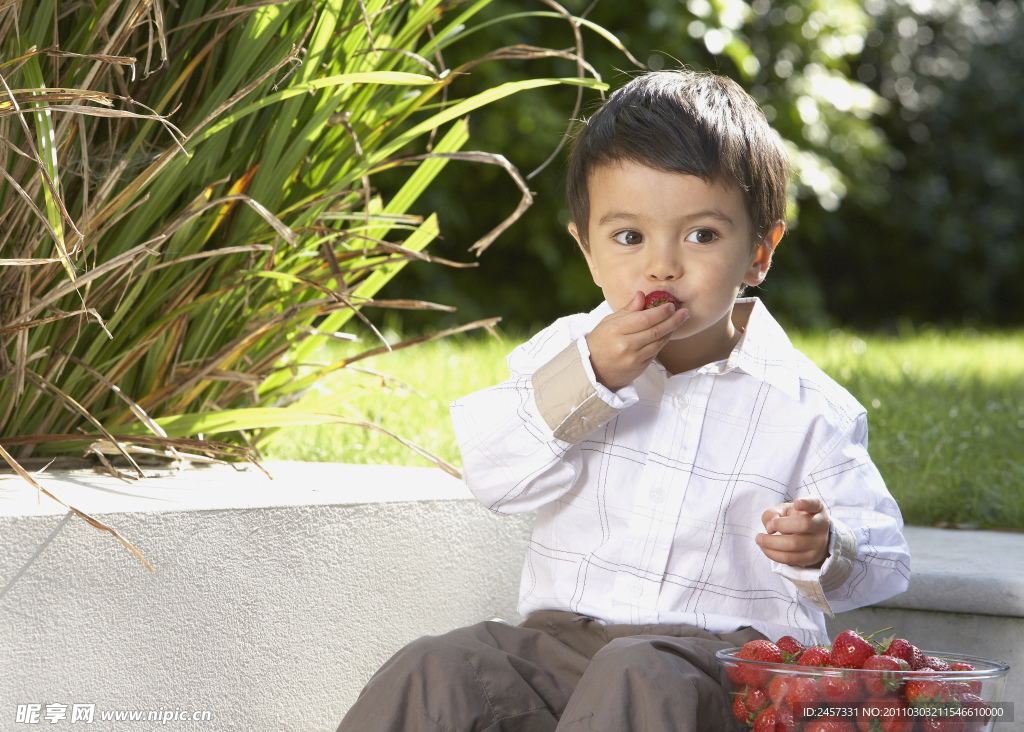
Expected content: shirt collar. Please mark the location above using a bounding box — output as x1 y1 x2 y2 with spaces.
707 297 802 401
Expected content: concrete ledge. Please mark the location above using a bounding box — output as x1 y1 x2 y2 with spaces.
0 463 533 731
2 465 1020 728
875 526 1024 617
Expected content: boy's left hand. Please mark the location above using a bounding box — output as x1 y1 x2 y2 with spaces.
756 497 830 568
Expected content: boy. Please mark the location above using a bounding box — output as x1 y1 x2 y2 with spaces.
337 70 910 732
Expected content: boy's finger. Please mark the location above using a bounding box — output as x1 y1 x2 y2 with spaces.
613 301 679 336
634 308 690 350
770 512 828 536
761 503 793 531
618 291 646 314
793 496 825 515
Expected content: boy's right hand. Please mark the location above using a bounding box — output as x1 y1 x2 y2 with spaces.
586 291 690 391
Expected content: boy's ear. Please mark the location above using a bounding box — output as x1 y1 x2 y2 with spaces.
568 222 602 287
743 222 785 287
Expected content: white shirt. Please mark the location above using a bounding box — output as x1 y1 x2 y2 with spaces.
450 298 911 645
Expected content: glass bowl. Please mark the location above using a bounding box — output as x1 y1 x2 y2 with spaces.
716 647 1010 731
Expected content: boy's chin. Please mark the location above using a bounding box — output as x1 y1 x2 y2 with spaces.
666 319 697 341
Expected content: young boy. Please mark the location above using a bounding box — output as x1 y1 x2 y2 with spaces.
337 70 910 732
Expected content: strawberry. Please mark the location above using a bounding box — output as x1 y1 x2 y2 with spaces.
881 637 915 666
738 640 783 688
798 645 832 667
949 661 982 694
732 691 751 724
831 629 877 669
860 655 904 696
776 635 805 660
821 673 864 706
904 672 951 706
644 290 677 309
958 693 992 732
785 675 821 717
856 695 911 732
775 703 802 732
744 686 771 718
919 716 965 732
910 645 928 671
805 719 857 732
948 680 973 698
726 661 746 686
923 655 951 672
768 675 792 707
752 704 776 732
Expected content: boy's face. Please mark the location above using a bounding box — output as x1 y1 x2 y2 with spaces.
568 162 782 359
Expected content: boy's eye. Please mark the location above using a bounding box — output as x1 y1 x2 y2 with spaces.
685 228 718 245
613 229 644 246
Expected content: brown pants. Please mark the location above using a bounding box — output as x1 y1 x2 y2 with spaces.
336 610 765 732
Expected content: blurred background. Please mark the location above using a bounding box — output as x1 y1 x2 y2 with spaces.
371 0 1024 335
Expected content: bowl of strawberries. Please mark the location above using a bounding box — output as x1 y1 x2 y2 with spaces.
717 629 1009 732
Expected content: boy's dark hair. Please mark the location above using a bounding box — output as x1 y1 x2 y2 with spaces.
566 70 790 250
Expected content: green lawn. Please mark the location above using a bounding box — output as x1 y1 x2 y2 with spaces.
265 327 1024 529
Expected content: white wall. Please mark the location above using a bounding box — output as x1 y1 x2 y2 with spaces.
0 463 533 731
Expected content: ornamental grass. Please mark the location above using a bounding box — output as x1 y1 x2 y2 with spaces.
0 0 611 566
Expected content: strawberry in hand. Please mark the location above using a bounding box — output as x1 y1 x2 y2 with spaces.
644 290 678 309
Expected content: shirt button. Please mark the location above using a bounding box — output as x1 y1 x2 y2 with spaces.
674 395 688 409
649 488 666 503
632 579 644 596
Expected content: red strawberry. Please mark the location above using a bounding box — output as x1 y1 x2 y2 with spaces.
959 693 992 732
785 675 821 717
923 655 951 672
861 655 905 696
882 637 915 666
831 629 877 669
821 673 864 706
856 695 910 732
644 290 677 309
919 716 965 732
732 691 751 724
949 661 982 694
739 640 783 688
798 645 832 667
805 719 857 732
776 635 805 659
904 672 951 706
752 704 776 732
768 675 792 706
910 646 928 671
776 703 802 732
745 686 771 718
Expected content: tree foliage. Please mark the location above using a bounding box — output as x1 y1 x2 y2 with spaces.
379 0 1024 332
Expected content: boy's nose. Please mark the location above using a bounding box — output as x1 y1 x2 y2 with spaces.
644 241 682 281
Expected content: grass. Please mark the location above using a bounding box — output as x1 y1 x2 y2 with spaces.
265 327 1024 530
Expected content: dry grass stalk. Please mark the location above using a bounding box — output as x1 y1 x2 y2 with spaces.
1 0 609 568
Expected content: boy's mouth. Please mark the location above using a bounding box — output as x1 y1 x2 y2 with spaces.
644 290 679 309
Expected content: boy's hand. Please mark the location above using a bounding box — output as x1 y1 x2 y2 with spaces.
586 291 690 390
756 497 830 568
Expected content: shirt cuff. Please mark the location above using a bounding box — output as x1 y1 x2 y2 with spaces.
770 518 858 617
531 337 636 444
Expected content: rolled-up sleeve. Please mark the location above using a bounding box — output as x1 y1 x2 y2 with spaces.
772 412 911 615
450 318 637 515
